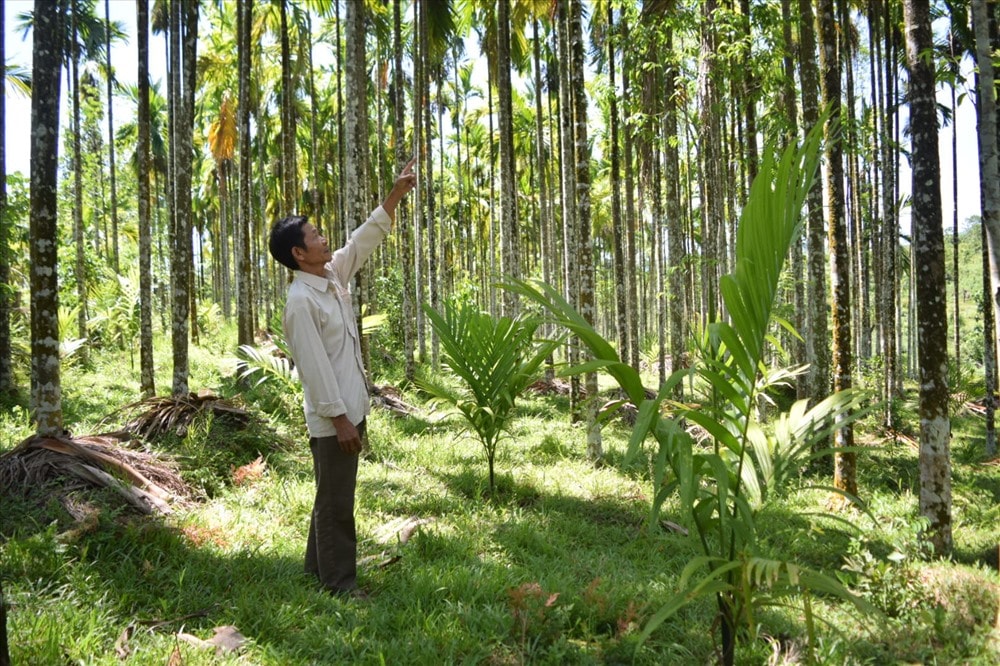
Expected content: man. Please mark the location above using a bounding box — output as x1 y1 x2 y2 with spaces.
268 157 416 597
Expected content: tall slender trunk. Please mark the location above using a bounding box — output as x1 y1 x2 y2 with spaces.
904 0 952 557
170 0 198 395
307 13 321 221
104 0 120 273
498 0 519 317
982 221 998 457
425 63 437 368
568 0 601 460
394 0 415 382
344 0 370 372
950 39 960 368
533 18 555 382
974 0 1000 380
663 29 684 392
607 5 627 365
698 0 722 326
0 2 11 397
137 0 154 397
279 0 296 214
739 0 758 182
621 18 640 373
557 0 580 417
818 0 857 497
798 0 830 405
414 0 426 358
974 0 999 458
237 0 254 346
781 0 803 386
71 1 87 351
30 0 65 434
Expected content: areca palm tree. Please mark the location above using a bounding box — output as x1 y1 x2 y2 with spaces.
29 0 66 435
1 7 13 397
136 0 154 397
817 0 857 498
903 0 952 558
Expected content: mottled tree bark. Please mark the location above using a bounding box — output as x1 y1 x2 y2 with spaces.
237 0 254 346
498 0 519 317
344 0 371 372
818 0 857 497
568 0 602 460
29 0 66 434
904 0 952 557
798 0 830 405
0 2 10 397
137 0 155 397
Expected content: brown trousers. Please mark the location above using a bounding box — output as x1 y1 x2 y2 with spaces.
305 420 364 593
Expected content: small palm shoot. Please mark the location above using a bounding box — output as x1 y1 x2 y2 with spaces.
420 298 558 496
508 123 874 665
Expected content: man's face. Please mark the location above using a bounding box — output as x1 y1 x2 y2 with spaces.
294 223 332 269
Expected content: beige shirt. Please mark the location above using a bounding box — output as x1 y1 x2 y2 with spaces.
283 206 391 437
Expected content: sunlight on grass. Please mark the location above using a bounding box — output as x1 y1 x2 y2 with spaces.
3 337 999 664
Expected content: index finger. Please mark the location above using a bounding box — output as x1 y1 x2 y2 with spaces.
403 156 416 173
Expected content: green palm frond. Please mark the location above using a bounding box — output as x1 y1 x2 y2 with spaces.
510 119 877 661
420 298 558 495
235 344 299 395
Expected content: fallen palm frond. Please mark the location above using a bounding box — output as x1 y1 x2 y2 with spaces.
0 432 193 515
118 390 252 440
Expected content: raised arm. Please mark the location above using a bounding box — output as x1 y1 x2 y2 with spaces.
380 156 418 221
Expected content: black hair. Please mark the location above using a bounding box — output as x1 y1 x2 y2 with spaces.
269 215 309 271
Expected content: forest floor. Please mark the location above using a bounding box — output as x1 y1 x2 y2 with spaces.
1 336 999 665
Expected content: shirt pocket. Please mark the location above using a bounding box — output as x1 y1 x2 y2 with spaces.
317 290 346 341
335 285 359 341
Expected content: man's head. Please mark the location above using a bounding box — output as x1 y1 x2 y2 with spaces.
269 215 332 275
269 215 309 271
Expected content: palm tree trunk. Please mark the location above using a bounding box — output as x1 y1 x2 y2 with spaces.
973 0 1000 382
698 0 722 326
237 0 254 347
137 0 155 397
344 0 371 376
30 0 66 435
904 0 952 557
557 0 580 418
71 1 87 352
798 0 830 406
818 0 857 497
498 0 519 318
568 0 602 460
982 222 998 457
279 0 296 214
0 3 11 397
607 5 627 368
104 0 120 273
974 0 999 458
393 0 415 382
170 0 198 395
663 28 684 391
532 18 555 382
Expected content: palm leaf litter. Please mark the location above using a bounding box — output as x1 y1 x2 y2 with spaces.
1 391 256 519
119 389 252 439
0 431 191 515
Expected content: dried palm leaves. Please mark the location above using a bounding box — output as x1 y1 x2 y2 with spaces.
119 389 251 440
0 432 192 515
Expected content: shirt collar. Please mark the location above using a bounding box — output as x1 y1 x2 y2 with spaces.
294 269 331 292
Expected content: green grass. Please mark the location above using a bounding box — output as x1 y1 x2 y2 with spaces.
2 335 999 664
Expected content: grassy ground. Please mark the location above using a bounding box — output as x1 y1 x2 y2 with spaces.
2 336 999 665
